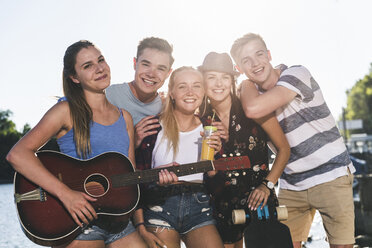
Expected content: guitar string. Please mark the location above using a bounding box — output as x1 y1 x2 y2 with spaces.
36 157 248 191
41 165 212 191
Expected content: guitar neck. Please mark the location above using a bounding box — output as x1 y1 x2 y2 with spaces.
111 160 214 187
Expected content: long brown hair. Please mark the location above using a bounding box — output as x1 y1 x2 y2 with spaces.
62 40 95 158
199 73 237 117
160 66 202 158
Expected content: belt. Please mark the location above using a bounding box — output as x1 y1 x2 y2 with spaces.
143 183 207 205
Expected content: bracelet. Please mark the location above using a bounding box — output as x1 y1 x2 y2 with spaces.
134 222 145 228
261 182 270 190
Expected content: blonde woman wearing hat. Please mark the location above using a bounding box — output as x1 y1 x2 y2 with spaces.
199 52 291 248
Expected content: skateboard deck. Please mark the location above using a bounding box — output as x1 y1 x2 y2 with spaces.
234 202 293 248
244 218 293 248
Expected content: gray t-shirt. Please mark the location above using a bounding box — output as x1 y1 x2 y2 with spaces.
106 83 162 125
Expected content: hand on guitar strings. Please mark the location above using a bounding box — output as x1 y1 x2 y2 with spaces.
157 162 179 185
247 184 270 211
59 188 98 227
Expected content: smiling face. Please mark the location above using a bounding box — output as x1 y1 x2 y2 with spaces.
133 48 172 101
236 39 275 88
170 69 204 115
70 46 111 92
204 71 233 104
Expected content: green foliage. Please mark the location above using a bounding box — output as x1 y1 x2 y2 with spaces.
0 110 18 135
0 110 59 183
22 123 31 136
0 110 30 183
345 63 372 134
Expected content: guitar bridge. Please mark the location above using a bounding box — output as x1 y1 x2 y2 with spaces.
14 187 47 203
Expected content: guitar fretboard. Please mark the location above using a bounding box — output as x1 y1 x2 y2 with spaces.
111 160 214 187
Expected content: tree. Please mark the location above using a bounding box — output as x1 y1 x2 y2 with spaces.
0 109 59 183
344 63 372 135
0 110 30 183
0 110 18 135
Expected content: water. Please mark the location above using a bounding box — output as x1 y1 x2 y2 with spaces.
0 184 40 248
0 183 329 248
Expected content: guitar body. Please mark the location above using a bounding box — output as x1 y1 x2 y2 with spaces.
14 151 250 246
14 151 139 246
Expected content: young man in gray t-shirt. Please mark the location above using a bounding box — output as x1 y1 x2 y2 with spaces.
106 37 174 148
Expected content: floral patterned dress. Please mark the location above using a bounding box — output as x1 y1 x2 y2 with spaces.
201 96 277 243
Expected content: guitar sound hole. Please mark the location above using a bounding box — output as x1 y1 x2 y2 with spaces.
84 174 109 197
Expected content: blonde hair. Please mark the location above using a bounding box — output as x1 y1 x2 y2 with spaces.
159 66 202 158
230 33 267 64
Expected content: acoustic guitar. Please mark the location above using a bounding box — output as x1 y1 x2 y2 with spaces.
14 150 250 246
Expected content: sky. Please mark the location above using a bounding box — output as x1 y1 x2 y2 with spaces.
1 0 372 131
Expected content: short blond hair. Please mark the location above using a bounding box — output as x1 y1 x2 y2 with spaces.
230 33 267 63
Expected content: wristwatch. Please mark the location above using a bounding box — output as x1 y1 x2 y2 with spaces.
262 179 275 190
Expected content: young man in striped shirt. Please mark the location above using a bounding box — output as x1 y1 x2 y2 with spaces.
231 33 355 248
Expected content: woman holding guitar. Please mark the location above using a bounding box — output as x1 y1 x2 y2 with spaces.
6 40 175 248
135 66 224 248
198 52 291 248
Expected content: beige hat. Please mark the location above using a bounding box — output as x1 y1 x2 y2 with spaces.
198 52 240 77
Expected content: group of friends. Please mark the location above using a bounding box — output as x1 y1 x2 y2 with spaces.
7 33 355 248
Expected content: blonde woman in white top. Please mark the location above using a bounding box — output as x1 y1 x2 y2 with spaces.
135 67 224 248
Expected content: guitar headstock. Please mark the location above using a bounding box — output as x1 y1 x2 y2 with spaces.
213 156 251 171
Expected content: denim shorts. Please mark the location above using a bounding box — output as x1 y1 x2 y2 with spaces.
144 191 216 235
75 220 136 244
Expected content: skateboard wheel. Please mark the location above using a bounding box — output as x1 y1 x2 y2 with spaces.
232 209 246 224
276 205 288 221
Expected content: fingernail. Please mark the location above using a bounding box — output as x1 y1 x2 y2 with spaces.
163 246 167 248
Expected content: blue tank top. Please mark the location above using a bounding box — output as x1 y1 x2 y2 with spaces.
57 110 130 159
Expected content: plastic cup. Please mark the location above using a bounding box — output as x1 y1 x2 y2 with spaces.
201 126 217 160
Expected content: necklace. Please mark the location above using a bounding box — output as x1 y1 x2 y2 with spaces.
178 117 198 132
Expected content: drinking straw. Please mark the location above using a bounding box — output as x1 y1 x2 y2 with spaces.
211 110 216 123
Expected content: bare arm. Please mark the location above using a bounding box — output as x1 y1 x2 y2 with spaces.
257 114 290 184
240 80 297 119
6 102 97 226
247 113 290 210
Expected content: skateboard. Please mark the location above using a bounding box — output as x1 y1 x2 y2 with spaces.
233 197 293 248
206 169 293 248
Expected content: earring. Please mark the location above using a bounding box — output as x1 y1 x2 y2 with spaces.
171 98 175 104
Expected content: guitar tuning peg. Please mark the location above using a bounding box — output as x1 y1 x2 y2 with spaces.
242 171 246 176
236 152 241 156
222 154 227 158
228 173 232 177
234 172 239 177
229 153 233 157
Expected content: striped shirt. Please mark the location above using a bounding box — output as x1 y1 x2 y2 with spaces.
274 65 355 190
